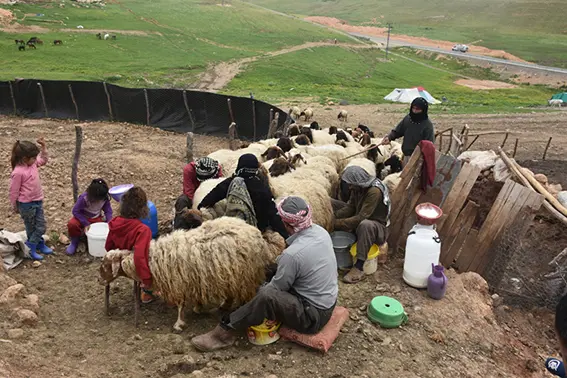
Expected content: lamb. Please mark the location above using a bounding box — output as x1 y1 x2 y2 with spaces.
288 124 301 136
337 110 348 122
549 99 563 107
261 146 286 161
299 108 314 122
276 136 294 153
289 106 301 121
99 217 286 331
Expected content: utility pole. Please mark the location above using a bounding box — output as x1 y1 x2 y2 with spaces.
385 23 392 60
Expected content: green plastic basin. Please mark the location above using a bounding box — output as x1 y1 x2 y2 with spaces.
367 296 408 328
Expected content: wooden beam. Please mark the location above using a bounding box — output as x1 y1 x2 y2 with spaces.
71 125 83 203
103 82 113 121
440 200 479 267
8 81 17 115
512 138 519 158
68 84 79 120
543 137 552 160
37 82 48 118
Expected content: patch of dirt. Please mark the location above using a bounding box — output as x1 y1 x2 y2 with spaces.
519 160 567 190
455 79 518 90
467 173 504 228
59 28 156 36
0 23 49 33
0 8 13 27
305 16 528 63
194 41 375 91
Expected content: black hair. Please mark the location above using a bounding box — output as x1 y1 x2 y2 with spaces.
87 178 110 202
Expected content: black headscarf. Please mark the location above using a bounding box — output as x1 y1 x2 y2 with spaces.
409 97 429 123
236 154 259 179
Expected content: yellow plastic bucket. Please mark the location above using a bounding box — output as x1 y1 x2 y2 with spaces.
247 319 281 346
350 243 380 260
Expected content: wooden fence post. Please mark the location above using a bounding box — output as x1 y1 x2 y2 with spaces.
500 132 509 149
186 132 194 163
72 125 83 203
143 89 150 126
8 81 17 115
182 90 195 131
68 84 79 120
543 137 553 160
227 98 235 124
37 82 48 118
102 82 113 121
512 138 519 158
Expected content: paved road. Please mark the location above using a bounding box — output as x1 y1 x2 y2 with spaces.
349 32 567 75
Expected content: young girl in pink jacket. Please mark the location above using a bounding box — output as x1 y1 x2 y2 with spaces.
9 138 52 261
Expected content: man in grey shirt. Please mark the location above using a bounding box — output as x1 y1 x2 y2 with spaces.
192 196 338 352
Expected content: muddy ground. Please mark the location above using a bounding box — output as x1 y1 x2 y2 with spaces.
0 109 566 378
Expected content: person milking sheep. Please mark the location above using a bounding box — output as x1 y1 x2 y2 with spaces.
332 166 391 284
381 97 435 164
197 154 289 239
191 196 338 352
174 157 222 229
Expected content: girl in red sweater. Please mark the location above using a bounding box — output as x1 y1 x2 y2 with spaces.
104 186 157 303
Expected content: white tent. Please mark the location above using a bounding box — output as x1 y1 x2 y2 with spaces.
384 87 441 104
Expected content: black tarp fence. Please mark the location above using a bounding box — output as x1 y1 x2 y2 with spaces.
0 79 287 140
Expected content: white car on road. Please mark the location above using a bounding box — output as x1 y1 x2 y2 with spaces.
452 44 469 53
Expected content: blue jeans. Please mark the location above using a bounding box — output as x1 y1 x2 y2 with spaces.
18 201 46 245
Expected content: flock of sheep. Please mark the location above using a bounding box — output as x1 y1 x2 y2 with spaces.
100 108 405 331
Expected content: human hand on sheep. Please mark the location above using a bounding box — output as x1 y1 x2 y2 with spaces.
380 136 390 145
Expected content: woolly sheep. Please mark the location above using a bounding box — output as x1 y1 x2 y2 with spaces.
311 129 336 145
345 158 376 177
289 106 301 120
383 172 402 193
337 110 348 122
300 108 314 122
99 218 286 331
549 99 563 107
191 177 228 216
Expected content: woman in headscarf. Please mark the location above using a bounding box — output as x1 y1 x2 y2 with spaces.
332 166 391 284
173 157 222 229
197 154 289 239
381 97 435 163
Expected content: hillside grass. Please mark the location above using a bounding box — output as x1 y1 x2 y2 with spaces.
244 0 567 67
0 0 351 87
225 46 556 113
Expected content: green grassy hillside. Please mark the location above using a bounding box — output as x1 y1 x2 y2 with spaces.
0 0 351 87
244 0 567 67
226 46 555 113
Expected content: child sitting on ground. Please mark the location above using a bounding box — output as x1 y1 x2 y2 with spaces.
66 178 113 255
104 186 158 304
9 138 53 261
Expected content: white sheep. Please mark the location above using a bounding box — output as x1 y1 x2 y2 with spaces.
99 217 286 332
103 33 110 40
289 106 301 121
549 99 563 107
192 177 228 216
311 129 337 146
337 109 348 122
383 172 402 193
300 108 314 122
345 157 376 177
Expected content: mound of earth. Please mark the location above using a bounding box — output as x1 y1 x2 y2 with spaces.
0 271 41 339
455 79 518 90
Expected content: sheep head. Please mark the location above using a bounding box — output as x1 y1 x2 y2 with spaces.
329 126 338 135
300 127 313 143
176 209 204 230
295 134 311 146
309 121 320 130
276 137 294 153
336 130 349 143
360 133 372 147
289 153 307 167
384 155 403 174
336 140 347 148
99 249 132 285
269 157 293 177
288 125 300 137
261 146 285 161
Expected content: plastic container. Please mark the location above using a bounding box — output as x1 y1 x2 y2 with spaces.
367 296 408 328
415 203 443 226
350 243 380 275
141 201 159 239
85 222 109 257
403 223 441 288
108 184 134 202
427 263 448 300
330 231 356 269
247 319 281 345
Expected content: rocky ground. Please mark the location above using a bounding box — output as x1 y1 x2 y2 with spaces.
0 109 565 377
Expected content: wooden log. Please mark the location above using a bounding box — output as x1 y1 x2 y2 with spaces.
269 108 274 124
37 82 48 118
500 132 509 149
461 125 470 155
104 284 110 316
543 136 552 160
133 281 140 328
498 147 567 226
68 84 79 120
252 100 257 141
143 89 150 126
228 122 237 151
434 127 453 137
512 138 519 158
227 98 235 124
103 82 113 121
186 132 194 163
468 130 510 136
8 81 17 115
446 128 453 154
72 125 83 203
438 134 443 152
440 200 479 267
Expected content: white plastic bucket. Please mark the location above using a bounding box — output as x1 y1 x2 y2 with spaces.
363 258 377 275
86 222 109 257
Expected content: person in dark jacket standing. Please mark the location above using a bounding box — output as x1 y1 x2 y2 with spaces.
381 97 435 161
197 154 289 239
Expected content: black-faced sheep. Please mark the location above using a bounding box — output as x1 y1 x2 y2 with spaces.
288 124 301 137
300 127 314 144
360 133 372 147
276 137 294 153
309 121 319 130
329 126 338 135
336 130 349 143
337 110 348 122
295 134 311 145
261 146 285 161
99 217 286 332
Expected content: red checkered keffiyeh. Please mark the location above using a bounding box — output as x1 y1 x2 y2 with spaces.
276 196 313 233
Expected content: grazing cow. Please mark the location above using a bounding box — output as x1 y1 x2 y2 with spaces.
27 44 36 49
96 33 102 40
53 40 63 45
18 45 25 51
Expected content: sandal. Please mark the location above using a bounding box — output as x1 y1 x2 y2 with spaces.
343 267 365 284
